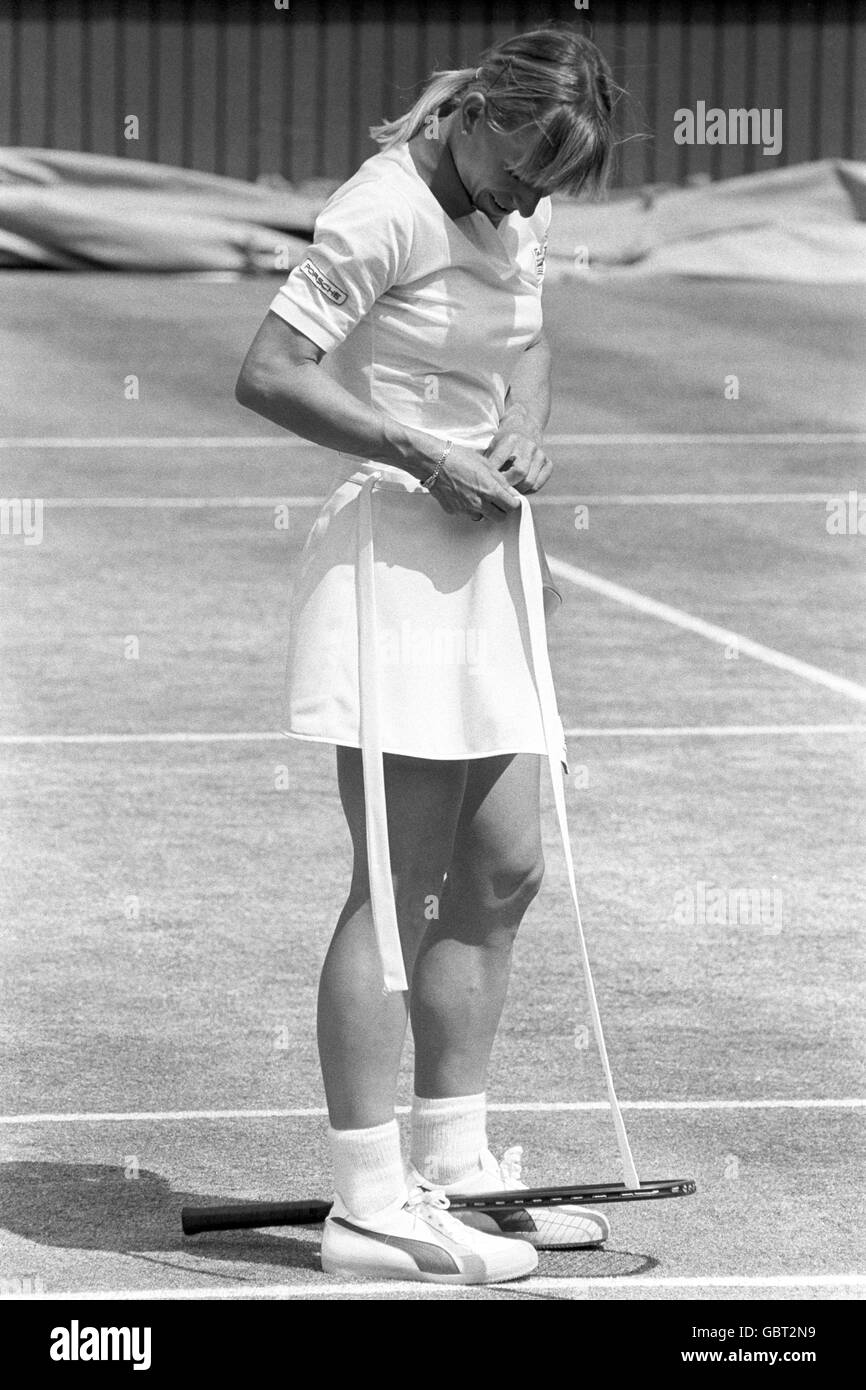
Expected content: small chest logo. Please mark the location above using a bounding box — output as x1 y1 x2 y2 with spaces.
299 257 348 305
531 236 548 281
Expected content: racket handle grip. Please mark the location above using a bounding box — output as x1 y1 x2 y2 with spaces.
181 1199 332 1235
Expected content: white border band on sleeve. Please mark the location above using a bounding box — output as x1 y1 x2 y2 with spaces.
268 289 343 355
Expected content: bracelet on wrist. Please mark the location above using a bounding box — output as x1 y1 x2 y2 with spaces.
421 438 453 491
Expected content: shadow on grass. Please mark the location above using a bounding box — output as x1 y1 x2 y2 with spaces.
0 1161 661 1283
0 1160 321 1273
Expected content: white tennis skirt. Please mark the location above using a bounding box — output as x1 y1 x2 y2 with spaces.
281 456 581 995
277 454 641 1188
282 458 567 763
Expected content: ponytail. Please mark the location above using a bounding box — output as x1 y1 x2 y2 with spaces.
370 67 479 147
368 25 621 198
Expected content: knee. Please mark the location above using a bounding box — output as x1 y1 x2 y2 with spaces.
502 851 545 913
451 847 545 918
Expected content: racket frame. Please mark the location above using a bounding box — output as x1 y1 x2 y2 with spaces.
181 1177 696 1235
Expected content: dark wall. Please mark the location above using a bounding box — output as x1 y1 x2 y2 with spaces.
0 0 863 187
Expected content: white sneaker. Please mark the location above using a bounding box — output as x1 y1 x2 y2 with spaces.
410 1146 611 1250
320 1184 539 1284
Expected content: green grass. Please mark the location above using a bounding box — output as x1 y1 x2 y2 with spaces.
0 272 864 1298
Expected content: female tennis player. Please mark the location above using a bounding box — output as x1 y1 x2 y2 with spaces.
236 24 617 1284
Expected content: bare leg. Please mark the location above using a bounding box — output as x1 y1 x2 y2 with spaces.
317 746 467 1129
410 753 544 1099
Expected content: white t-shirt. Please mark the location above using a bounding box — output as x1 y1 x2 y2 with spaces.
268 141 551 451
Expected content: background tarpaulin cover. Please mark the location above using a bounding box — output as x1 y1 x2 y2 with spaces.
0 147 864 282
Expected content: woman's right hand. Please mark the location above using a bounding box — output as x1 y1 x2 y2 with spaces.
426 443 523 522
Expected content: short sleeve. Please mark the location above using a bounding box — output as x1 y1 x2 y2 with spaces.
269 175 415 354
525 196 553 348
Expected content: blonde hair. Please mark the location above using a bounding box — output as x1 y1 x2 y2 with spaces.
370 23 620 198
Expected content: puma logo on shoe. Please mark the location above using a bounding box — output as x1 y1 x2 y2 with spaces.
330 1217 461 1274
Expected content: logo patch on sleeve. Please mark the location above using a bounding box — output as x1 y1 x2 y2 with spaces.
299 258 348 305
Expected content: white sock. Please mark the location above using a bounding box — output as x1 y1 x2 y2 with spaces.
410 1092 487 1185
328 1119 407 1219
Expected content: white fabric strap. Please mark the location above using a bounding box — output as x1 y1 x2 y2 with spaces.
514 497 640 1190
355 473 409 993
354 474 641 1188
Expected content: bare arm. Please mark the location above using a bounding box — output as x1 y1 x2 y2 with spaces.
499 332 552 441
236 311 438 479
483 333 554 494
235 311 521 521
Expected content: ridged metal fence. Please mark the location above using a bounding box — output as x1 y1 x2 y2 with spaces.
0 0 862 187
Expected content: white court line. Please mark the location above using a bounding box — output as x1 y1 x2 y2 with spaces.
534 493 854 506
21 507 860 704
0 732 289 746
2 1098 862 1125
564 724 866 737
2 724 865 747
10 1274 865 1300
1 432 864 448
549 554 866 705
35 491 851 508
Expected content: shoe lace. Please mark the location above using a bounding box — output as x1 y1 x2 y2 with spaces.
499 1144 524 1185
405 1185 461 1234
406 1185 450 1212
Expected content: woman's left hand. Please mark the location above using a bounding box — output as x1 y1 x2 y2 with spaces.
483 424 553 494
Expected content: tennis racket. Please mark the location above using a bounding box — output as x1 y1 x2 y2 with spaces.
181 1176 696 1235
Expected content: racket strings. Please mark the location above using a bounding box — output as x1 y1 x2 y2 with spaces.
528 1206 605 1248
